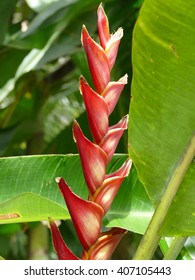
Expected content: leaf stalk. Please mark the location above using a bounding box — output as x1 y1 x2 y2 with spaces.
133 134 195 260
163 236 188 260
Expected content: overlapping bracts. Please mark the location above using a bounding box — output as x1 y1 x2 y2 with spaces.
49 4 132 260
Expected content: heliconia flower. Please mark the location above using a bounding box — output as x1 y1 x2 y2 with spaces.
56 177 104 250
100 115 129 163
82 228 126 260
81 25 110 94
97 4 123 70
73 120 107 195
49 4 131 261
92 159 132 213
49 218 79 260
102 74 128 115
79 76 109 144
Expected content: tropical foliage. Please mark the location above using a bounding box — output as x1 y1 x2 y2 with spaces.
0 0 194 260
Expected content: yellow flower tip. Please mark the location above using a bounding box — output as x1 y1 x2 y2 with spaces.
120 73 128 84
81 25 89 45
55 177 61 184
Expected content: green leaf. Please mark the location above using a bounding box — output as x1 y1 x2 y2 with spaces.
25 0 76 13
128 0 195 236
182 237 195 260
104 163 153 234
0 0 110 106
0 0 17 44
0 48 28 104
13 0 109 50
0 36 57 104
0 155 83 224
0 154 153 235
18 0 79 49
40 83 84 144
160 237 195 260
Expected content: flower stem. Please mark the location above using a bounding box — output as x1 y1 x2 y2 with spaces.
133 134 195 260
28 222 49 260
163 236 188 260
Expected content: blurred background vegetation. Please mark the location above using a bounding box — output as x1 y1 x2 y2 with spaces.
0 0 144 259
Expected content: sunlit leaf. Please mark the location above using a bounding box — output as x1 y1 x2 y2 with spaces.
0 154 153 236
128 0 195 236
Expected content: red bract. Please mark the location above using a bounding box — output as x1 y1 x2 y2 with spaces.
102 74 128 115
49 4 131 260
105 158 132 179
49 218 79 260
73 120 107 195
56 177 104 250
80 76 109 144
105 28 123 70
97 3 123 70
81 26 110 93
97 3 110 49
100 115 129 163
82 228 126 260
92 159 132 213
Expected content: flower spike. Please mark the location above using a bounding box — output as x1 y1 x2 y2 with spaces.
50 4 131 260
56 177 104 250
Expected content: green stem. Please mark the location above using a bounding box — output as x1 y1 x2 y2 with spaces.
28 222 49 260
1 90 23 128
133 134 195 260
163 236 188 260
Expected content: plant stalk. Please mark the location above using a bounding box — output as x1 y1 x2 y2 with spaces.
28 222 49 260
133 134 195 260
163 236 188 260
